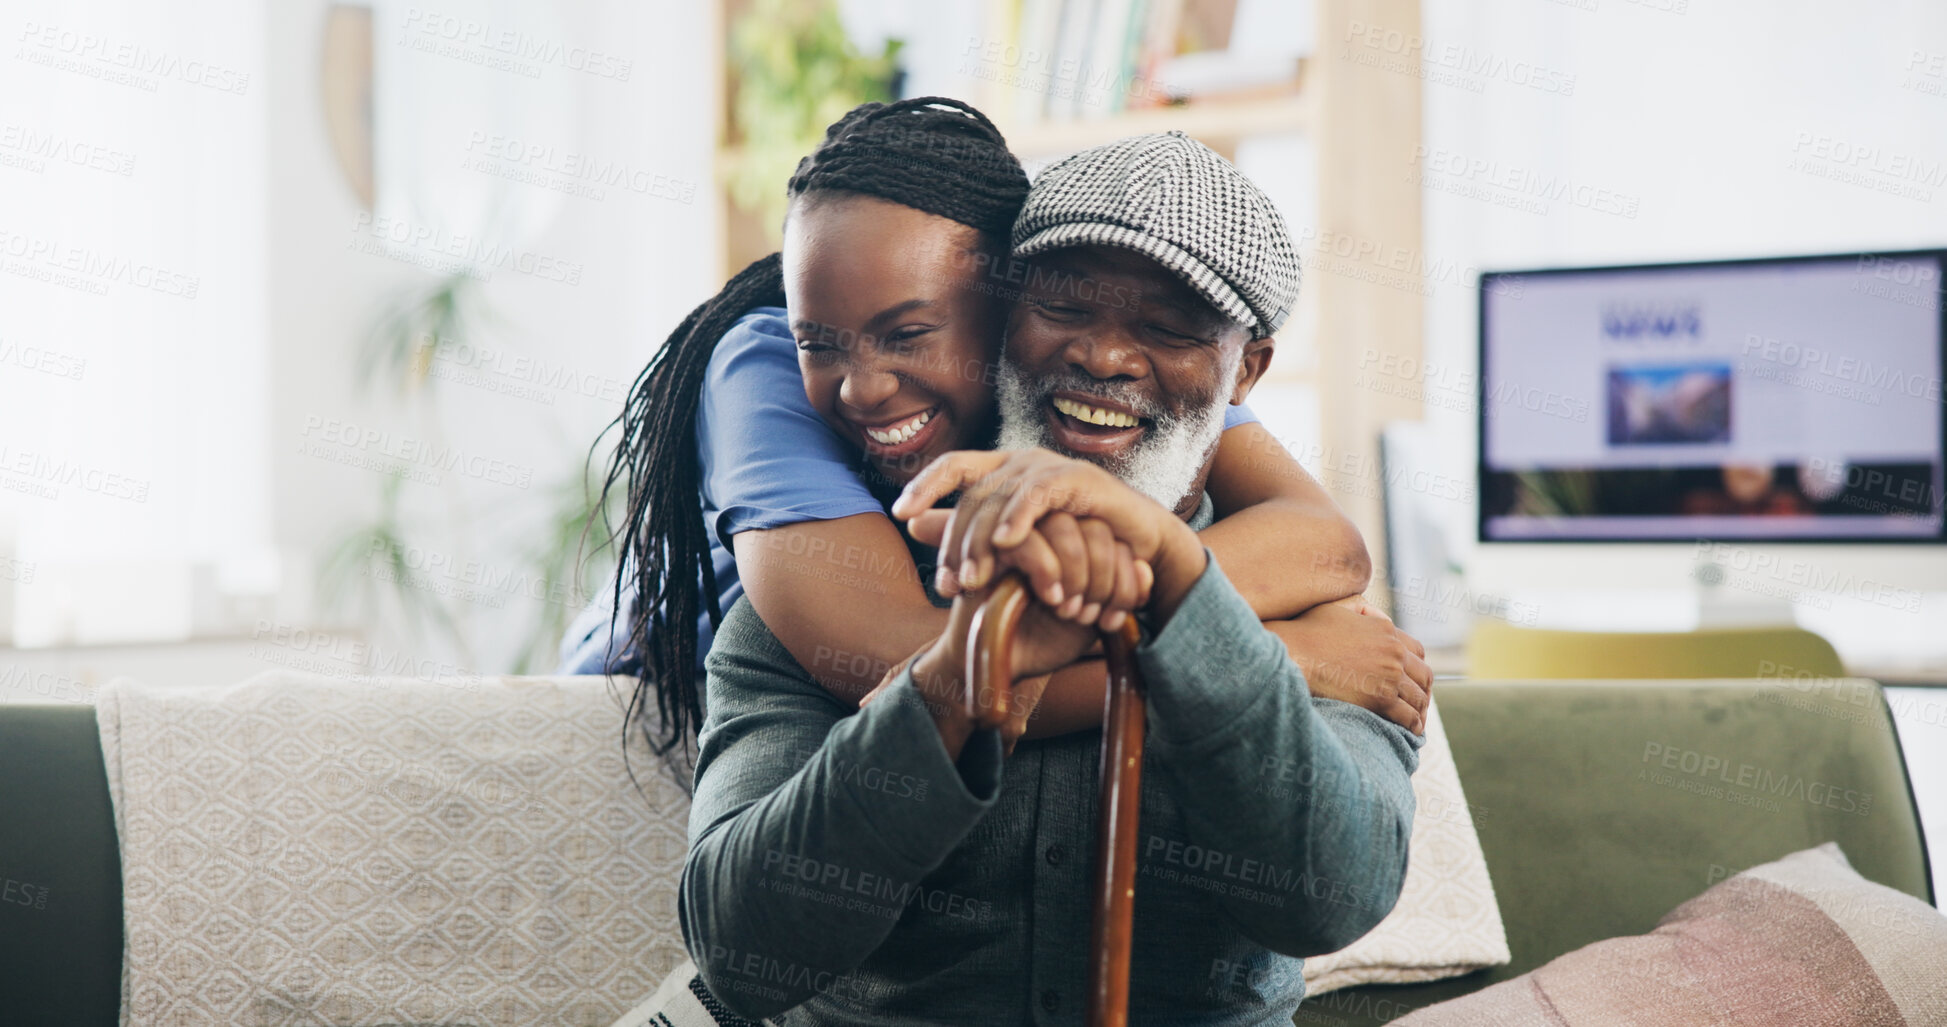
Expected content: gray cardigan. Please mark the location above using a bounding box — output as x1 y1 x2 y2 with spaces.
679 554 1422 1026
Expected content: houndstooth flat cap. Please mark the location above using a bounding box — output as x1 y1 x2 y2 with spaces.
1011 131 1299 337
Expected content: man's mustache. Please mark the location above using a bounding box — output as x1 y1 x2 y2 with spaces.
1008 366 1165 423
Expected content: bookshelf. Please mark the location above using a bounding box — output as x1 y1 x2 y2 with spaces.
1003 90 1312 161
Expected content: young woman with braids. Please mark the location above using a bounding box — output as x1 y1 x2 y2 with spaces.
562 97 1429 777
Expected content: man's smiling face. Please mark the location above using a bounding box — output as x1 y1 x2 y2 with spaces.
996 245 1275 514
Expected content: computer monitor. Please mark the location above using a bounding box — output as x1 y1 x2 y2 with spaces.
1479 250 1945 544
1469 250 1946 645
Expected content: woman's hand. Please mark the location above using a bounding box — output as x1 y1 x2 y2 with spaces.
1266 601 1432 734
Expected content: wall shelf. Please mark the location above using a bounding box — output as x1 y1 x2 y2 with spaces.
1002 91 1311 160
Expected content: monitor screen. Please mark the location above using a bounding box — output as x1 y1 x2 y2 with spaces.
1479 251 1946 542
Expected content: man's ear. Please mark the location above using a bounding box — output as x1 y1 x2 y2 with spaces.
1229 335 1276 405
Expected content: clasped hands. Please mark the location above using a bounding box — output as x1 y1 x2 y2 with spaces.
871 450 1200 758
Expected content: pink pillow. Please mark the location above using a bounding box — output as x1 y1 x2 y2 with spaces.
1394 843 1947 1026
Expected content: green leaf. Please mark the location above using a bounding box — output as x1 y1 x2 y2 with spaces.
723 0 903 235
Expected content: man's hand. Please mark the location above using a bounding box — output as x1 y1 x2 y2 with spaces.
1266 601 1432 735
855 650 922 711
971 512 1150 680
998 671 1054 756
861 645 1061 752
897 449 1206 625
895 510 1148 758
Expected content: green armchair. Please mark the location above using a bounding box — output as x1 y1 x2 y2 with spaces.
1321 679 1932 1026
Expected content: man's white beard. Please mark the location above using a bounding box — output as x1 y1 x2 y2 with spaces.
995 358 1233 510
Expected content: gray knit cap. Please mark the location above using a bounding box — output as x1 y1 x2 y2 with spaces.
1011 131 1300 337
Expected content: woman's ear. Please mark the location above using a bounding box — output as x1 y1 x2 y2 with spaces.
1230 335 1277 405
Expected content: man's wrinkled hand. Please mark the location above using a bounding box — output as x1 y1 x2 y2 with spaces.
856 651 921 711
960 513 1150 681
1000 671 1052 756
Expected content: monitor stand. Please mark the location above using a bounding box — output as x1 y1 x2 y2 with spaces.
1692 558 1799 628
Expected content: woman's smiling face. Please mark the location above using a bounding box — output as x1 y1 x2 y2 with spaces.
783 194 1004 488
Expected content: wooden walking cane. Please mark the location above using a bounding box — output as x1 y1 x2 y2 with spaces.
968 573 1147 1027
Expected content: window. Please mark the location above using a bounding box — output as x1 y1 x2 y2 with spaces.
1 0 269 644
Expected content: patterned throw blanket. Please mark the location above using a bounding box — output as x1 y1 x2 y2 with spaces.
96 672 692 1027
1302 696 1511 994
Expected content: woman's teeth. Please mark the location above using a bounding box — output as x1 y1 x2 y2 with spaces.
865 409 934 445
1052 396 1140 428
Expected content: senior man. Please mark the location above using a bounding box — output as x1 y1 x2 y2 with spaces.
679 132 1422 1026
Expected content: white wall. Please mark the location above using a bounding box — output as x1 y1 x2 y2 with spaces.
0 0 270 645
1412 2 1947 903
1416 0 1947 658
264 0 721 674
3 0 721 687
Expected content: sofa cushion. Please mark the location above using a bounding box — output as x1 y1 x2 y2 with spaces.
1392 842 1947 1026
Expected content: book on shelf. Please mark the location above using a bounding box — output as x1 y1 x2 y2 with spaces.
1046 0 1094 119
993 0 1306 129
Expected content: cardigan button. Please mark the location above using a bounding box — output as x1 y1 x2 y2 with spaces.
1040 989 1061 1012
1044 844 1067 866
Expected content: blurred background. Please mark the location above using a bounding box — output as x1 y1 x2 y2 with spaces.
2 0 1945 711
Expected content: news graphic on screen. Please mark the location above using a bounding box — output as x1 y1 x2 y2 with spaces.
1606 363 1733 446
1479 251 1946 541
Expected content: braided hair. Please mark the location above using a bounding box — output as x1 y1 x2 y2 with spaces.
592 97 1030 782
